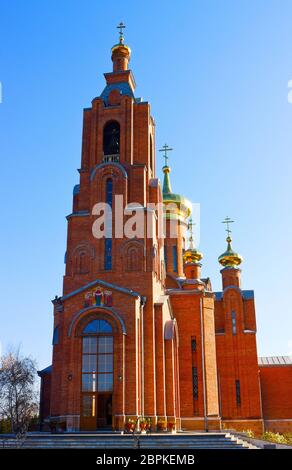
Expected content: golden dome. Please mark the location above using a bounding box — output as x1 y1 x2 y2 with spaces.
162 166 192 220
218 236 243 268
183 247 203 264
183 216 203 264
111 43 131 57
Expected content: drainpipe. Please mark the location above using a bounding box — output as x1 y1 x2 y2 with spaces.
258 369 264 432
140 297 145 417
200 297 208 432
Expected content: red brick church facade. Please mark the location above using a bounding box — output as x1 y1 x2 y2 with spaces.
38 30 292 435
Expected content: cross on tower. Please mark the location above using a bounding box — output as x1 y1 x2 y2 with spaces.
222 216 234 237
117 21 126 44
159 143 173 167
188 217 196 249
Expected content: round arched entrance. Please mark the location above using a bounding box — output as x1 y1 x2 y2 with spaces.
80 318 114 430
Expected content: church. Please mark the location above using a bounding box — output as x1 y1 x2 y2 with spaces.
38 25 292 435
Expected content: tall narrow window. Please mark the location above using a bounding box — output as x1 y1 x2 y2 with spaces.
79 251 89 274
104 238 112 271
52 326 59 345
235 380 241 406
231 310 237 335
150 135 154 173
191 338 197 352
172 246 178 272
103 121 120 161
106 178 113 207
192 367 198 399
164 246 168 271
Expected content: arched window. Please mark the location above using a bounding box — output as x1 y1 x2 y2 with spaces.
103 121 120 160
79 251 89 274
127 247 138 271
81 318 113 405
83 319 112 334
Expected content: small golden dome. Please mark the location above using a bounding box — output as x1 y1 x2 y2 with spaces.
183 217 203 264
111 43 131 57
183 247 203 264
218 236 243 267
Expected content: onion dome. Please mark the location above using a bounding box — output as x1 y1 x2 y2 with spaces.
160 144 192 221
183 217 203 264
111 22 131 71
218 235 243 267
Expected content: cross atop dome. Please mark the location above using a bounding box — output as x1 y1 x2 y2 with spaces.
218 216 243 267
117 21 126 44
222 216 234 239
159 143 173 167
188 217 196 249
111 22 131 72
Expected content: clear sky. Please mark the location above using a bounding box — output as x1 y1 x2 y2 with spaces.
0 0 292 370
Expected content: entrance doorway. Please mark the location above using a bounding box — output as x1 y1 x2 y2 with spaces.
81 393 112 430
80 319 114 430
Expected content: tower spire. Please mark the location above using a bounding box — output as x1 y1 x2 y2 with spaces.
218 217 243 267
111 22 131 72
183 217 203 265
159 143 173 194
188 217 195 250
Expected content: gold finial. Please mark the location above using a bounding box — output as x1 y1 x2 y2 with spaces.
159 143 173 168
218 216 243 267
117 21 126 44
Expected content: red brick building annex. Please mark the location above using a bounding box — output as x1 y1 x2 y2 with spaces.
38 27 292 435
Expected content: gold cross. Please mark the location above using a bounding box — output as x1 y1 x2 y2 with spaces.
159 144 173 167
117 22 126 44
188 217 196 248
222 216 234 237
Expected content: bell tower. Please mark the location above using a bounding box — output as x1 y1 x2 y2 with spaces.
49 24 179 432
63 23 162 296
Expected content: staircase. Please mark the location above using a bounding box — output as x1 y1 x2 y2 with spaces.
0 432 257 449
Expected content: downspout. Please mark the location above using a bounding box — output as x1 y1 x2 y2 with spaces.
200 296 208 432
140 297 146 417
258 369 264 432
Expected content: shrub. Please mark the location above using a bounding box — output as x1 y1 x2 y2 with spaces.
261 431 288 445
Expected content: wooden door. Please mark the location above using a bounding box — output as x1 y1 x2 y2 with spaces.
80 393 97 431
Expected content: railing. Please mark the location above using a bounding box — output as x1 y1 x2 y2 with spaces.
102 154 120 163
1 428 27 449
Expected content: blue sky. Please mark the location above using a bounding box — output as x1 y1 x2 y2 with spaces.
0 0 292 369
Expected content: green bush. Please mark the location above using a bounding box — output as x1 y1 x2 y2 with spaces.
283 433 292 445
0 419 12 434
261 431 289 444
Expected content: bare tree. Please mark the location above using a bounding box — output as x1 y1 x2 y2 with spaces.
0 349 39 434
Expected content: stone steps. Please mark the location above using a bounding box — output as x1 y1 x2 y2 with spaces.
0 432 256 449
